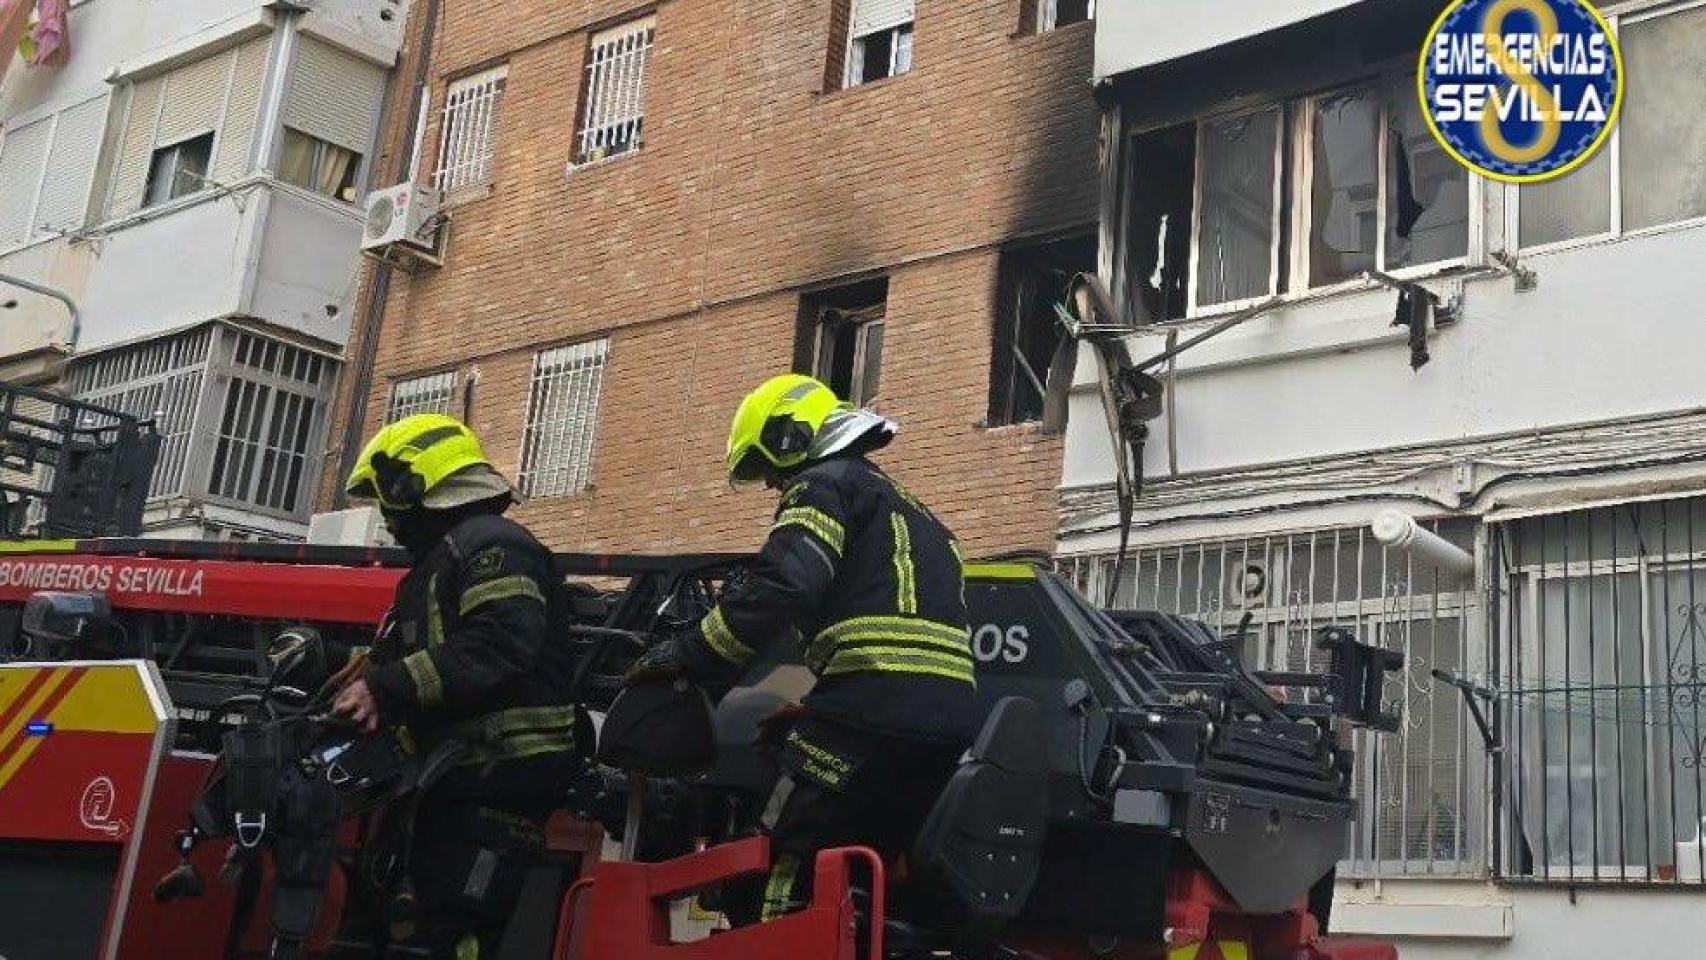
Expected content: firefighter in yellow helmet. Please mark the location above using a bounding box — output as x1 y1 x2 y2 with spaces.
626 375 976 922
339 414 581 959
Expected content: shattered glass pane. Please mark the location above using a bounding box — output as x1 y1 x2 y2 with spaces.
1194 109 1279 307
1386 77 1469 269
1309 89 1380 286
1621 7 1706 231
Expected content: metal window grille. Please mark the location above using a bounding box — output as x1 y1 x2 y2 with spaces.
576 18 655 164
1492 498 1706 884
434 67 506 193
519 339 609 498
1060 519 1482 877
386 372 456 422
68 327 214 499
206 332 331 514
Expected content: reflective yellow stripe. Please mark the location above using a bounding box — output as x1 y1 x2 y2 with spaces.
965 562 1036 581
1166 946 1201 960
1218 943 1249 960
700 606 756 664
455 934 480 960
401 650 444 707
822 646 976 684
427 574 445 647
459 574 546 616
773 507 846 555
817 616 969 645
452 704 577 764
808 616 971 672
761 853 801 922
0 539 76 554
890 513 917 615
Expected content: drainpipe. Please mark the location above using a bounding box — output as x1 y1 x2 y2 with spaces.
0 272 81 353
332 0 443 507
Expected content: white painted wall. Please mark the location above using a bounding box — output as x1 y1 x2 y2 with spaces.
1094 0 1370 78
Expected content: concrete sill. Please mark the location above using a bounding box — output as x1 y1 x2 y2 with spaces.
1332 900 1514 941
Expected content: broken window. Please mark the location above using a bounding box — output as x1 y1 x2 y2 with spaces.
1194 109 1282 308
1385 75 1470 269
1520 4 1706 246
798 279 888 407
989 235 1097 426
1309 89 1381 285
1126 123 1196 322
1039 0 1094 32
846 0 915 87
143 133 214 208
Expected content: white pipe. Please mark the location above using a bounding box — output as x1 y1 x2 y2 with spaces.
1371 509 1474 579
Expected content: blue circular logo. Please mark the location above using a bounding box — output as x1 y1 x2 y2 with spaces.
1420 0 1623 183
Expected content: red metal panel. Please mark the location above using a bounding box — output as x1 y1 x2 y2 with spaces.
0 554 402 624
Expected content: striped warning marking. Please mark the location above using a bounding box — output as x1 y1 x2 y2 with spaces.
0 666 89 792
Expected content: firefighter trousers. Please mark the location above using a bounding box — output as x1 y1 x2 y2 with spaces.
403 793 547 960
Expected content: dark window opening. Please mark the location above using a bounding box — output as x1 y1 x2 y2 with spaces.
1045 0 1094 31
853 25 913 85
796 278 889 407
989 235 1097 427
143 133 214 208
1125 123 1196 323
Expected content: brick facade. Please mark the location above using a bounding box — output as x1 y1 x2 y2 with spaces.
321 0 1099 558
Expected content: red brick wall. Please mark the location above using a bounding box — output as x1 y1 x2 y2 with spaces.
323 0 1099 559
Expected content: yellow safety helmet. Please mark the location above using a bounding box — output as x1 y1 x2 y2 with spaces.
725 374 896 485
345 414 509 511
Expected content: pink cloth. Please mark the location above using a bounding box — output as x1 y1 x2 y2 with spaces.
0 0 36 87
30 0 67 67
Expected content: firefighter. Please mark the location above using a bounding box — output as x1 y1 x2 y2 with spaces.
625 374 976 921
337 413 580 959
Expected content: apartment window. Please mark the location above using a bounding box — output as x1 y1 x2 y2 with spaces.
1519 4 1706 248
1061 520 1482 877
989 235 1097 426
799 279 888 407
435 66 507 193
846 0 914 87
208 333 331 514
0 95 107 247
576 18 655 164
143 133 214 208
278 128 362 202
68 327 215 500
1038 0 1093 32
386 372 457 422
519 339 609 498
1135 72 1469 316
1493 498 1706 884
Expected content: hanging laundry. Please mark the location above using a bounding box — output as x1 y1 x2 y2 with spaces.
30 0 67 67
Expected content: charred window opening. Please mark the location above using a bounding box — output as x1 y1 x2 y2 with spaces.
1125 123 1196 322
989 235 1097 426
797 278 889 407
1122 71 1467 321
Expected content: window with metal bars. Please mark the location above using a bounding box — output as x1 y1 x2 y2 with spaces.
386 372 457 422
575 18 655 165
1492 498 1706 884
68 326 215 500
434 66 507 193
206 333 330 514
1060 520 1482 877
519 339 609 498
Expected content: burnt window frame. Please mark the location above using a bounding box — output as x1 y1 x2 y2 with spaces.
987 233 1098 427
795 277 890 408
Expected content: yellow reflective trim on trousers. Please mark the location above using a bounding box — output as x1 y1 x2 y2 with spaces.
761 853 801 922
459 575 546 617
401 650 445 707
823 646 976 683
773 507 846 555
1166 946 1201 960
427 574 445 647
1218 942 1249 960
890 513 917 615
455 935 479 960
700 606 756 664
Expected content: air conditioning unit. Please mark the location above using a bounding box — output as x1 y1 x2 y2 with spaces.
307 506 393 547
361 182 441 254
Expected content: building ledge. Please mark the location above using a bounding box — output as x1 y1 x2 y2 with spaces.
1333 899 1514 941
108 7 276 83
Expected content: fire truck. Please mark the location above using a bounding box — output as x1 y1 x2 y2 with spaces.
0 534 1404 960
